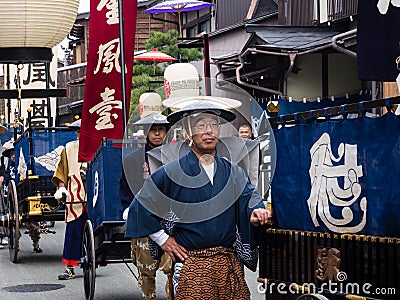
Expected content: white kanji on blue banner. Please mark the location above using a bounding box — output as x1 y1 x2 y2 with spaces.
307 133 367 233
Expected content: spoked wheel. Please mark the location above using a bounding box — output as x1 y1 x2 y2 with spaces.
0 185 6 214
81 219 96 300
7 180 20 263
0 186 7 236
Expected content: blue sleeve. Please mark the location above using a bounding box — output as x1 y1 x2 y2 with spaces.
4 162 14 186
125 196 162 238
233 162 264 269
125 167 169 238
244 180 265 216
233 163 265 218
119 168 134 210
0 156 5 177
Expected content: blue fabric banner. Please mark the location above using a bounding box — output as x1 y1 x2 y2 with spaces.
14 135 29 183
87 145 125 230
357 0 400 81
0 127 15 145
277 93 371 116
31 130 77 176
272 112 400 238
14 129 76 181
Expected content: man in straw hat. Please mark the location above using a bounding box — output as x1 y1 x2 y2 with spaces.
121 112 172 300
125 100 271 299
52 119 87 280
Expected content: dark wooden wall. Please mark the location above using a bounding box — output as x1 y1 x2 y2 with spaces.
216 0 253 29
56 65 86 124
135 8 177 52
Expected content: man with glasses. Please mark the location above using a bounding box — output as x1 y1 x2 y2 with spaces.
125 100 271 300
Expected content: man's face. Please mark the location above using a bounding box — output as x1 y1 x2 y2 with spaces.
239 125 252 139
190 114 220 155
147 125 167 148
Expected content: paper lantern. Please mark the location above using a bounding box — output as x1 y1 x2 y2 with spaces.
0 0 80 63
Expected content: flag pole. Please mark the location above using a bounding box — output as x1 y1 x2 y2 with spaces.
118 0 128 139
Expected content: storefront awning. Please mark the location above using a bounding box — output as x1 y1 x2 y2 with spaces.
245 25 343 51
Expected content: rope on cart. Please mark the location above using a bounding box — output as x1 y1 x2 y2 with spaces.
13 64 24 127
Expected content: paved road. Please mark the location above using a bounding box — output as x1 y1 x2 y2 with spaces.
0 222 265 299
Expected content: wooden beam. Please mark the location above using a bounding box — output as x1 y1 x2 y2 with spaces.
269 96 400 127
0 89 67 99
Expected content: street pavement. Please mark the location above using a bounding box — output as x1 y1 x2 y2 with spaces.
0 222 265 299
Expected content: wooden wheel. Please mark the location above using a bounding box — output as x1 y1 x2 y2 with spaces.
81 219 96 300
0 185 6 215
0 186 7 243
7 180 20 263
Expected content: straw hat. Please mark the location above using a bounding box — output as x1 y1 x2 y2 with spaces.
2 140 14 158
167 100 237 125
163 95 242 112
133 112 169 127
68 119 81 130
0 125 7 135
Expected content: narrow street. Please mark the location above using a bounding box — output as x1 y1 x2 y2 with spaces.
0 221 264 299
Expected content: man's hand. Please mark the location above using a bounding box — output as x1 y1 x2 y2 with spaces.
54 186 69 200
250 208 272 226
161 236 188 263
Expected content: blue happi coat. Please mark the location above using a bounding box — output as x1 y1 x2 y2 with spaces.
125 150 265 271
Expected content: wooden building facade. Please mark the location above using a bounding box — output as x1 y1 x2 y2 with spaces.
136 2 177 51
56 1 178 125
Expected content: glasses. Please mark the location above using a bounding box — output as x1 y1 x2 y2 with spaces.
193 121 220 132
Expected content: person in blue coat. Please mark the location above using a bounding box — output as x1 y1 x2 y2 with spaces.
1 145 42 252
125 100 271 300
120 112 172 300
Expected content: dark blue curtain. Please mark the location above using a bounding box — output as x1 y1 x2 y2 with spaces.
87 145 124 230
0 127 14 145
272 113 400 238
357 1 400 81
14 130 76 181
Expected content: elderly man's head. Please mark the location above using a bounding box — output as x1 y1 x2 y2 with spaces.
188 113 221 155
167 100 237 157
